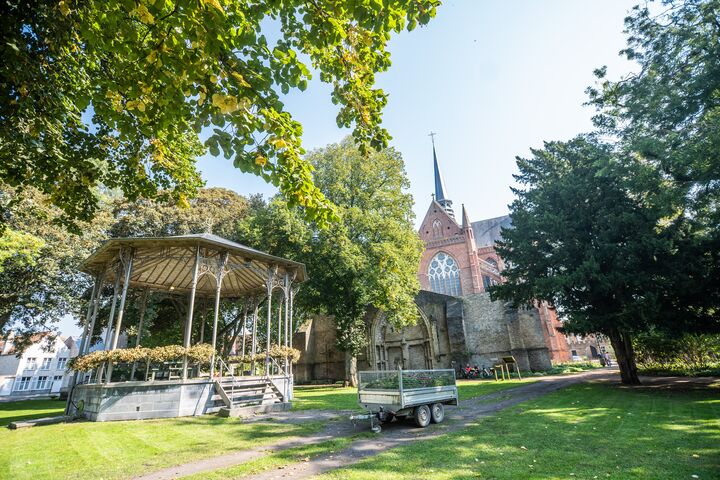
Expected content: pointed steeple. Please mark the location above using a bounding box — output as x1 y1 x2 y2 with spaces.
430 133 454 219
461 204 471 229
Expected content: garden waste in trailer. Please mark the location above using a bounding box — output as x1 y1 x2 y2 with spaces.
351 369 458 432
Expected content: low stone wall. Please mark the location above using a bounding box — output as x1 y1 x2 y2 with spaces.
70 379 214 422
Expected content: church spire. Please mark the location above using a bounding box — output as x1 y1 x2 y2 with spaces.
430 133 455 219
461 204 471 229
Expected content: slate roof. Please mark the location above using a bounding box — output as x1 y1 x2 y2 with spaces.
471 215 512 247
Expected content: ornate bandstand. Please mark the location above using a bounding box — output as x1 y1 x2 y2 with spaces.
66 233 305 421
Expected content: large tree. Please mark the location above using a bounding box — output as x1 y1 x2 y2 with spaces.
1 0 439 230
587 0 720 328
0 186 112 341
239 138 422 384
491 136 676 385
493 0 720 385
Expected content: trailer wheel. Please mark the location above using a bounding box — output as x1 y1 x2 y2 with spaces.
430 403 444 423
414 405 431 428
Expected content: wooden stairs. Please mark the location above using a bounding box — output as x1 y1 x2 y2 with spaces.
212 376 291 417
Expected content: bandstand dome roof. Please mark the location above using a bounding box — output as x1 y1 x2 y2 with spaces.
81 233 306 298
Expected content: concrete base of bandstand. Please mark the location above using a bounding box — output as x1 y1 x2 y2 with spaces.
218 401 292 418
69 378 216 422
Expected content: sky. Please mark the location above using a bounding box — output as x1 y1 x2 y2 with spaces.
196 0 638 225
59 1 639 338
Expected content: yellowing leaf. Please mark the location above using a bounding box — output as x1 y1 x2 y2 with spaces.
231 72 251 88
255 155 267 166
58 1 71 16
211 93 239 113
131 4 155 25
201 0 224 13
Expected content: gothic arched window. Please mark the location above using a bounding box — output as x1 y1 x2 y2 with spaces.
428 252 462 296
432 219 442 238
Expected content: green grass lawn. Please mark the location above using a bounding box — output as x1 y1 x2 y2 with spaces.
321 382 720 480
293 379 535 411
0 412 325 480
0 399 66 427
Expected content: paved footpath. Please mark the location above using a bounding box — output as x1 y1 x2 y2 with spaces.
135 368 618 480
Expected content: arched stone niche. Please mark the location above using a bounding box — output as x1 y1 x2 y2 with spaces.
367 308 438 370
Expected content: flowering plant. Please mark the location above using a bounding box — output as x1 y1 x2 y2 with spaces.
227 344 301 364
68 343 215 371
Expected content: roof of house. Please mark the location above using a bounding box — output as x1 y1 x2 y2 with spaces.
0 332 58 355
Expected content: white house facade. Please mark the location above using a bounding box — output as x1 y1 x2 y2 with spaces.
0 333 79 397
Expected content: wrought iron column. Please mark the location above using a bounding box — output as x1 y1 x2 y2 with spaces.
241 299 249 359
199 302 206 344
96 261 122 383
183 245 201 380
251 297 260 374
106 248 135 383
82 274 105 356
78 274 100 357
130 290 149 380
103 268 122 349
209 252 229 379
265 266 277 376
110 249 134 350
277 300 282 346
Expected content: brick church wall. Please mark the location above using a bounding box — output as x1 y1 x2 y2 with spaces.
293 315 345 383
461 293 552 371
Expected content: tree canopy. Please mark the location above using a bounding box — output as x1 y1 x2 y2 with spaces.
239 137 422 383
588 0 720 326
493 0 720 384
0 185 111 340
1 0 439 231
491 136 674 384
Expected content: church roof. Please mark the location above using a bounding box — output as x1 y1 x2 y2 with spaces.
471 215 512 247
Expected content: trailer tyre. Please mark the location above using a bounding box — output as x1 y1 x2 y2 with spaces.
430 403 445 423
414 405 431 428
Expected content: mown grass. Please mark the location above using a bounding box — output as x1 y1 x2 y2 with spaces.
0 399 66 427
292 379 536 411
321 382 720 480
0 413 325 480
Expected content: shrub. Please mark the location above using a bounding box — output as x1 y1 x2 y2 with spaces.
634 331 720 376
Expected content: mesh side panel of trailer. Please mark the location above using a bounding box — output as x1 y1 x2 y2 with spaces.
358 370 401 390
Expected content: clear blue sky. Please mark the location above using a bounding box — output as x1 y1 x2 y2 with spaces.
60 1 638 338
197 0 638 225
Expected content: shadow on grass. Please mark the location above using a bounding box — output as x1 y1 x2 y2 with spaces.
324 383 720 480
3 413 328 480
0 399 66 427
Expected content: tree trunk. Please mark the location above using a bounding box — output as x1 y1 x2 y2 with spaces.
607 327 641 385
344 351 357 387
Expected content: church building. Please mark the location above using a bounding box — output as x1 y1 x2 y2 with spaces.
293 144 571 383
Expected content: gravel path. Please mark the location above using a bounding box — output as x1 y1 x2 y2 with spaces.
134 368 617 480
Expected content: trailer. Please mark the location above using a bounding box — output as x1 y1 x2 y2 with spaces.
351 369 458 433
